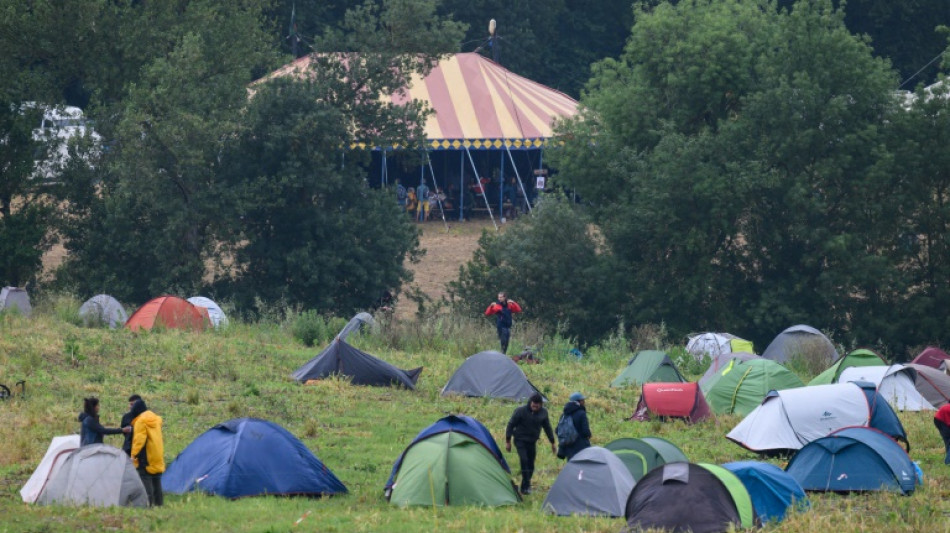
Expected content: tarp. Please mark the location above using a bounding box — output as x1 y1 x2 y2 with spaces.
162 418 347 498
906 363 950 407
611 351 685 388
702 358 804 416
630 382 712 423
441 350 542 401
625 462 756 533
125 295 208 332
726 382 907 454
385 415 509 491
785 427 916 495
78 294 127 328
722 461 807 524
761 325 838 365
35 444 148 508
387 430 519 507
291 337 422 388
911 347 950 371
337 312 374 341
20 435 80 503
263 53 578 150
0 286 32 317
838 365 934 411
809 348 887 385
542 447 634 517
604 437 687 481
186 297 228 328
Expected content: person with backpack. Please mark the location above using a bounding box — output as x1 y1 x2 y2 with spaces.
505 393 556 495
556 392 591 460
484 292 522 354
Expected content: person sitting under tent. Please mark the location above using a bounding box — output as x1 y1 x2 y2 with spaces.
395 179 407 211
406 187 418 216
936 404 950 464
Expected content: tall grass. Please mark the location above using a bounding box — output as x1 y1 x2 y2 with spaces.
1 296 948 532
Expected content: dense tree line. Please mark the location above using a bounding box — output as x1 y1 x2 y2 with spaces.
457 0 950 355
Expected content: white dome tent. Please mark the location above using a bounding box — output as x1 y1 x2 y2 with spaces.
187 296 228 328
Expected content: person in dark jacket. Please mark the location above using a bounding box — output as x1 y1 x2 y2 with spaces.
78 397 129 446
505 393 556 495
935 404 950 464
120 394 142 456
557 392 592 460
484 292 523 354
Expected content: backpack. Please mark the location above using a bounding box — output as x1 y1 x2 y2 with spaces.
556 412 579 447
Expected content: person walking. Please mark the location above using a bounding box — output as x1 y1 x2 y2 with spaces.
484 292 522 354
557 392 592 460
78 397 130 446
120 394 142 456
505 393 556 495
129 397 165 506
935 404 950 465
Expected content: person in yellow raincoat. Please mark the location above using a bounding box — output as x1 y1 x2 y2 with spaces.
129 397 165 506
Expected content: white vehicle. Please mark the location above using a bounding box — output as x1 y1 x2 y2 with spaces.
27 103 101 181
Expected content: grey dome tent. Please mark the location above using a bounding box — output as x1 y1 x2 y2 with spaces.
35 444 148 508
291 337 422 388
21 435 80 503
604 437 688 481
0 286 31 317
906 363 950 407
761 325 838 365
542 447 634 517
78 294 127 328
441 351 543 401
838 365 934 412
187 296 228 328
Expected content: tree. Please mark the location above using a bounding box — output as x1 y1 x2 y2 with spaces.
448 195 621 345
554 0 905 349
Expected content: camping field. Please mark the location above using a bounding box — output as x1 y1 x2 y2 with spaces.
1 298 949 533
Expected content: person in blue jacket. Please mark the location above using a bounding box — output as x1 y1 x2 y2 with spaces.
557 392 592 460
78 397 129 446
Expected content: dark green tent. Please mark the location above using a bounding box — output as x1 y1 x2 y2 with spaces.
388 431 519 507
611 351 685 388
605 437 688 480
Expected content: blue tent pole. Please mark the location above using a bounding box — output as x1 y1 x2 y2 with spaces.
459 150 465 221
498 149 505 219
505 145 532 213
465 146 498 230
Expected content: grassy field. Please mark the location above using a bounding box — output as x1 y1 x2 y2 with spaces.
1 297 949 533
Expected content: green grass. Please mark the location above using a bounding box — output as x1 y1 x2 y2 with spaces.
1 299 949 532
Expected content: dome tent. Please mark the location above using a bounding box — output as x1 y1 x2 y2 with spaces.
604 437 688 481
911 346 950 371
186 296 228 328
542 447 634 517
838 365 934 411
35 444 148 508
625 462 756 533
630 382 712 423
20 435 80 503
78 294 127 328
762 325 837 365
698 351 760 388
906 363 950 407
162 418 346 498
808 348 886 386
611 350 686 388
785 427 917 495
0 286 31 317
722 461 808 524
385 415 518 507
702 358 804 416
125 295 208 332
441 351 543 401
686 332 753 361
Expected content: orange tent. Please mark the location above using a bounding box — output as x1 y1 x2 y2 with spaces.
125 296 208 332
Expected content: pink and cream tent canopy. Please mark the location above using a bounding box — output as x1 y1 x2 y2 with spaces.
262 53 579 150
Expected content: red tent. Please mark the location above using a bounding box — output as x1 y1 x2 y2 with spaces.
911 347 950 370
630 382 712 424
125 296 208 332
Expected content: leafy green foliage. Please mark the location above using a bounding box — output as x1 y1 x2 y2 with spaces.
448 195 620 345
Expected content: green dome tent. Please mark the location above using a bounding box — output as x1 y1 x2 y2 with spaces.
808 348 886 386
388 431 519 507
611 351 686 388
605 437 688 481
702 359 804 416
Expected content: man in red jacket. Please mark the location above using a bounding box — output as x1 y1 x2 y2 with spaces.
485 292 522 354
935 404 950 465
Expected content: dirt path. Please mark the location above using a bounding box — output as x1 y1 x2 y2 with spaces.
397 219 499 318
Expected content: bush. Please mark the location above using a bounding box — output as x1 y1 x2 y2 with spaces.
291 311 332 347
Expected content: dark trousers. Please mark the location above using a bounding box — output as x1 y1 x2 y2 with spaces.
515 440 537 492
935 419 950 464
139 470 164 507
498 326 511 354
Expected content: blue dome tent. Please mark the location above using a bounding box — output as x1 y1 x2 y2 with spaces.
722 461 808 523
